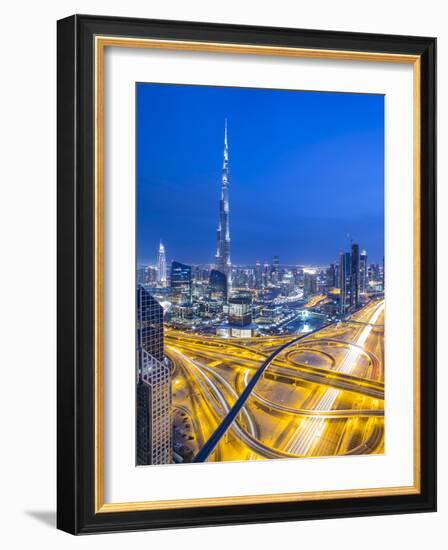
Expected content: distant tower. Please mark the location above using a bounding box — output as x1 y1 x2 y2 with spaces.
325 263 337 290
303 270 318 298
359 250 368 293
271 255 280 283
157 241 167 286
209 269 228 301
339 252 351 315
255 259 262 289
350 243 360 308
170 261 192 304
215 119 232 289
263 263 271 287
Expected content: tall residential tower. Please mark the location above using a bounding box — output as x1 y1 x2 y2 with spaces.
339 251 351 315
350 243 360 308
157 241 167 286
359 250 368 293
215 120 232 288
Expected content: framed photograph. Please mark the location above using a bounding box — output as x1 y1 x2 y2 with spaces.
57 15 436 534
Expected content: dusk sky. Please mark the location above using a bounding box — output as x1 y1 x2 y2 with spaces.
136 83 384 266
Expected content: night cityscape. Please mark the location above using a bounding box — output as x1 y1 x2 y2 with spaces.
136 84 385 466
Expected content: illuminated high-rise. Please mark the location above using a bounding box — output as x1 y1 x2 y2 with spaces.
255 259 263 289
271 255 280 284
360 250 368 292
229 295 252 326
215 120 232 288
263 263 271 287
350 243 360 308
303 270 318 298
136 284 172 465
339 251 351 314
157 241 167 286
170 261 192 304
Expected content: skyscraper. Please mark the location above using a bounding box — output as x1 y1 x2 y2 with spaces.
360 250 368 293
325 263 337 289
228 295 252 326
136 284 172 465
303 270 318 298
157 241 167 286
271 255 280 283
339 251 351 314
209 269 227 301
350 243 360 308
215 119 232 288
255 259 263 289
170 261 192 304
137 266 146 285
263 263 271 287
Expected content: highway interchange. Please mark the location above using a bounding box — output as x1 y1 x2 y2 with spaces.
169 299 385 463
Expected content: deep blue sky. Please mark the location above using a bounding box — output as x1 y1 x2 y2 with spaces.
137 83 384 266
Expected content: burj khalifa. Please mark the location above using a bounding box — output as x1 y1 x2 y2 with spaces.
215 119 232 289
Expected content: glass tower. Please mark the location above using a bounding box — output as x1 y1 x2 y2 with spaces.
228 295 252 326
157 241 167 286
136 284 172 465
170 261 192 304
303 271 318 298
359 250 368 293
209 269 228 301
350 243 360 308
339 251 351 314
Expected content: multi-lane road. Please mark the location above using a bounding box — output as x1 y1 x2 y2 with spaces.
168 299 385 463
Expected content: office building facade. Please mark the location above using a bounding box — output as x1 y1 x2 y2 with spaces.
303 270 318 298
325 263 337 289
360 250 368 293
350 243 360 308
170 261 192 305
136 284 172 465
339 251 351 314
228 294 253 328
209 269 228 301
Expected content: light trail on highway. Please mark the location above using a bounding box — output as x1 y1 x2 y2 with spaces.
168 299 385 462
284 300 385 456
169 346 297 460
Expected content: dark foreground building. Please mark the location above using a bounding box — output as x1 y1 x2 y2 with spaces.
136 284 172 465
209 269 228 301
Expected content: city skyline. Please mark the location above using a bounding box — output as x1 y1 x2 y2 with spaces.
137 83 384 266
136 83 385 466
137 244 379 270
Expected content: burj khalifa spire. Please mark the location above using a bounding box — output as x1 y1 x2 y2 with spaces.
215 119 232 288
